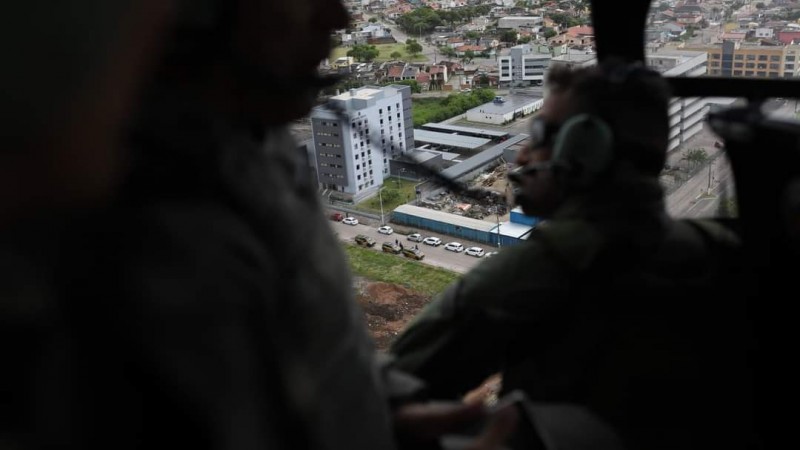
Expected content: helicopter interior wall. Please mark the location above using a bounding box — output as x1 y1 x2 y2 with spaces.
588 0 799 448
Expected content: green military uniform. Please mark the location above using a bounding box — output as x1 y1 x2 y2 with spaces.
390 171 754 449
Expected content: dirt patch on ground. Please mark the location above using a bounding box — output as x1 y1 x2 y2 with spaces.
354 276 503 403
353 276 432 351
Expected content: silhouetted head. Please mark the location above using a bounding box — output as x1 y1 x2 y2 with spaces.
0 1 171 226
154 0 351 126
510 60 671 217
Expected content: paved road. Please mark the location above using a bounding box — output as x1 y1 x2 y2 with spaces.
328 217 491 274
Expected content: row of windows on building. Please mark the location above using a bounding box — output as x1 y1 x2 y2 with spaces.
319 162 344 169
711 53 790 61
318 121 339 127
377 104 401 115
709 69 788 77
710 61 785 70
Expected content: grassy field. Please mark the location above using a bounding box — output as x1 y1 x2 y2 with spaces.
355 177 419 214
331 44 428 63
343 244 460 296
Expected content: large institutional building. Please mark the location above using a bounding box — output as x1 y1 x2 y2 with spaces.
498 44 551 87
646 49 736 152
310 85 414 202
704 41 800 78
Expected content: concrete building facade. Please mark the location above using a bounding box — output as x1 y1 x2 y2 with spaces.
498 44 551 87
704 41 800 78
310 85 413 202
646 50 736 152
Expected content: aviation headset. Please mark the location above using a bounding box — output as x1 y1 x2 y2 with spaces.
519 62 666 190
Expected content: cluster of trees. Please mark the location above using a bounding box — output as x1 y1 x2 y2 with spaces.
347 44 380 62
412 89 496 127
396 5 492 36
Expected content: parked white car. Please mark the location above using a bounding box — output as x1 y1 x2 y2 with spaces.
342 217 359 226
378 225 394 235
465 246 485 257
444 242 465 252
422 236 442 246
407 233 424 242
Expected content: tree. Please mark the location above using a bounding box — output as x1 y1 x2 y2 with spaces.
369 17 378 23
500 29 519 44
405 39 423 57
347 44 380 62
465 31 480 40
684 148 708 170
438 46 457 59
391 79 422 93
390 51 403 60
542 27 557 39
461 50 475 65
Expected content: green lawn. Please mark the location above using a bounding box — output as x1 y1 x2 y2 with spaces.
331 44 428 63
343 244 460 296
355 177 419 214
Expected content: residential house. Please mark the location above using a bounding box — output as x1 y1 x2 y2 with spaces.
428 65 449 89
755 28 775 39
446 36 466 49
547 25 595 48
415 71 431 91
777 29 800 45
455 44 488 57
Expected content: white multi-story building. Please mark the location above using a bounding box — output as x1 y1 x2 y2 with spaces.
646 49 735 151
498 44 551 87
310 85 414 202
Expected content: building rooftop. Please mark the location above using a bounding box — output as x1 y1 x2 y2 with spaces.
466 93 544 116
421 123 510 139
413 129 492 150
333 87 384 101
439 133 528 181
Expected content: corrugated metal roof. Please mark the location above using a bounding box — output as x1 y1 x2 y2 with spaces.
421 122 509 138
440 133 528 180
413 129 491 149
393 204 497 232
467 95 543 115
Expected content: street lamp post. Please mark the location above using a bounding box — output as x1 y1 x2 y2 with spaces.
707 160 714 195
378 188 385 225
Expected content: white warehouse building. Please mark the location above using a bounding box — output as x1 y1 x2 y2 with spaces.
310 85 414 202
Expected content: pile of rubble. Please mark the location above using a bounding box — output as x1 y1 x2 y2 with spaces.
419 165 511 220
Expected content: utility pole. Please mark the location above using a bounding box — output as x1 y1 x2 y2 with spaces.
494 206 502 248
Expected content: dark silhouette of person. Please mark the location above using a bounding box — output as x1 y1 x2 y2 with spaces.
390 61 754 450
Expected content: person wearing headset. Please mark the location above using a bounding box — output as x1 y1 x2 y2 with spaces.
389 61 755 450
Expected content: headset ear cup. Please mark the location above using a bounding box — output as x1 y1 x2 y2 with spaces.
551 114 614 188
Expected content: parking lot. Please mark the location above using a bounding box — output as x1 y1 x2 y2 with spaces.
329 217 495 274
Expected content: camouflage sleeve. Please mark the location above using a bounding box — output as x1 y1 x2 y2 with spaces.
388 240 571 401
